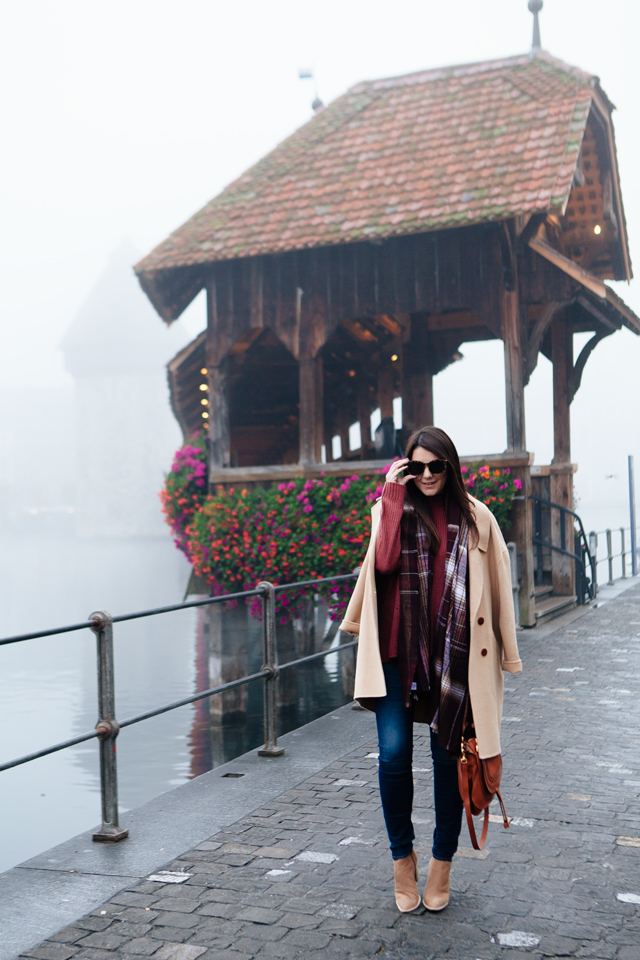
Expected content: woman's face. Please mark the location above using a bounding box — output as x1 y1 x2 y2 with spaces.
409 447 447 498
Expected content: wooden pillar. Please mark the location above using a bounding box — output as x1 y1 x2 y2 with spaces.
378 364 394 419
206 364 230 469
206 281 230 472
551 317 575 596
299 354 323 464
501 258 535 625
502 288 526 452
402 320 433 432
511 464 536 627
357 377 372 459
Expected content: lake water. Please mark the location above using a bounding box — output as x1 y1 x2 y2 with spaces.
0 533 353 873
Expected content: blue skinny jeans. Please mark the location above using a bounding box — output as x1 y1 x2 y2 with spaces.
375 660 463 862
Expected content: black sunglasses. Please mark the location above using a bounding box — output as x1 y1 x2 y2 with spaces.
405 458 448 477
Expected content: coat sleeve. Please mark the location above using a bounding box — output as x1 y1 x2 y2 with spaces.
489 514 523 674
340 501 381 636
375 482 404 574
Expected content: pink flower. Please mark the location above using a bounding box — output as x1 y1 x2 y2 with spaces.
461 466 469 474
513 478 523 490
303 504 313 513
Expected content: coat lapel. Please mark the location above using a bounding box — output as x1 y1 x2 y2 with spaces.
468 496 490 625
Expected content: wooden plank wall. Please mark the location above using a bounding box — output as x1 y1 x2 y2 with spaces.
205 225 506 367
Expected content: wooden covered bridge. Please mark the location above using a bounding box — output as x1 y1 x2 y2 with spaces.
135 45 639 627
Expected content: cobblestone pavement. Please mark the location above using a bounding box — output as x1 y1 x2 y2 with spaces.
19 584 640 960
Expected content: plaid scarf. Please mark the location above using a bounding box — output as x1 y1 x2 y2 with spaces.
399 497 470 752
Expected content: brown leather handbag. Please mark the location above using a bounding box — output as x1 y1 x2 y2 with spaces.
457 735 510 850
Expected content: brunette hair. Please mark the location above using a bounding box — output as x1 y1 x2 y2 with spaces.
403 426 478 551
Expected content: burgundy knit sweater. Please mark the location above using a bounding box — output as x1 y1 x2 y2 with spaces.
375 482 448 662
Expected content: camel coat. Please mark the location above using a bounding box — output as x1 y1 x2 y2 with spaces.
340 494 522 758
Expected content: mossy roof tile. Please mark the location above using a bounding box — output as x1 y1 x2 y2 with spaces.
136 51 597 276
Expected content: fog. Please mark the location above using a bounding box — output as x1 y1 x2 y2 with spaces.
1 0 639 868
1 0 638 529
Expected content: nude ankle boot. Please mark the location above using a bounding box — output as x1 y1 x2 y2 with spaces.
393 849 420 912
422 856 451 911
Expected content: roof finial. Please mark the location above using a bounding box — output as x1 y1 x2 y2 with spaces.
299 68 324 113
528 0 543 52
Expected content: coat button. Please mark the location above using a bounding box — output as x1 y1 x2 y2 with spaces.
481 648 488 657
477 617 484 625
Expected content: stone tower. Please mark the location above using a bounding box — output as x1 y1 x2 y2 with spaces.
62 243 189 537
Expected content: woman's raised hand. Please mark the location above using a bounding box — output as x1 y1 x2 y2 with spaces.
386 457 412 486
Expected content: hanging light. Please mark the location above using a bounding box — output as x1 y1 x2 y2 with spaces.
199 383 208 391
200 368 208 375
202 411 209 419
201 398 209 406
391 354 398 362
594 224 602 235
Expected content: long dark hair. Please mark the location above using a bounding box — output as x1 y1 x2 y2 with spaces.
403 426 478 551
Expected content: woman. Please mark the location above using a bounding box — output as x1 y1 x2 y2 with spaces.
341 426 522 913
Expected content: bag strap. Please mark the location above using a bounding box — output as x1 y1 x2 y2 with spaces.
459 757 490 850
496 789 510 829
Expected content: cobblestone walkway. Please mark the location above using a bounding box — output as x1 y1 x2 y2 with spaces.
19 584 640 960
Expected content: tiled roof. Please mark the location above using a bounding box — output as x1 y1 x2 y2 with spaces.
136 51 595 276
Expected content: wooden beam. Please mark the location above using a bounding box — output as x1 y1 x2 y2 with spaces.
299 354 323 464
570 329 612 402
575 294 618 331
207 450 534 485
525 300 573 383
426 310 485 332
529 238 607 299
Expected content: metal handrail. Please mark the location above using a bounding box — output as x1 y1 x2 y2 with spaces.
0 572 358 842
589 526 640 585
530 495 597 603
0 588 265 647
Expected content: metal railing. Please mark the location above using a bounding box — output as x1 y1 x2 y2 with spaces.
0 573 357 843
531 495 596 605
588 527 640 588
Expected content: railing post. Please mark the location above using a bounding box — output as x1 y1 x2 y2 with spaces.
621 528 627 579
257 583 284 758
630 455 638 577
90 611 128 842
589 531 598 594
606 529 614 585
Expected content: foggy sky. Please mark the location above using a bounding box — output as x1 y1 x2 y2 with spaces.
1 0 638 531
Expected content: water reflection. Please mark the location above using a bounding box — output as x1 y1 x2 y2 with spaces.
187 601 355 776
0 534 355 872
